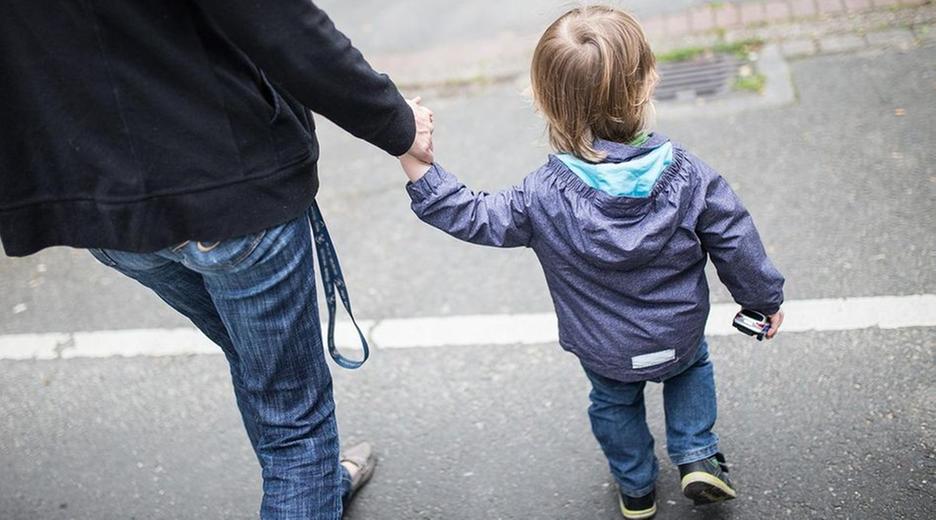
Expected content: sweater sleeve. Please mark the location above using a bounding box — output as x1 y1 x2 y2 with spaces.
192 0 415 156
406 164 534 248
696 167 785 315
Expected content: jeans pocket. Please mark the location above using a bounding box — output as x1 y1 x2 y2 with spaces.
180 229 269 272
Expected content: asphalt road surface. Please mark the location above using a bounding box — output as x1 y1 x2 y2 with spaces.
1 40 934 520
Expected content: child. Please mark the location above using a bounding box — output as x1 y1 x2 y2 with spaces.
400 6 784 519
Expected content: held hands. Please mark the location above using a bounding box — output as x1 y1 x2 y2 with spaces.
405 97 434 163
401 97 435 182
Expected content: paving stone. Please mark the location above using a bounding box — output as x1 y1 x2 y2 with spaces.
713 4 741 28
871 0 899 7
765 1 793 21
666 13 691 35
741 2 767 24
819 33 867 51
817 0 846 14
791 0 819 17
689 7 716 32
782 38 820 56
865 28 916 48
844 0 873 12
642 16 667 38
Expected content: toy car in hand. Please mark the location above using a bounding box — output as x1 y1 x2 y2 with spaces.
733 309 771 341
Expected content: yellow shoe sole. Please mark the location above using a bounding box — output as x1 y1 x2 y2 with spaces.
680 471 737 504
618 494 657 519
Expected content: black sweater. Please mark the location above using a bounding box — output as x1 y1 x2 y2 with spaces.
0 0 415 256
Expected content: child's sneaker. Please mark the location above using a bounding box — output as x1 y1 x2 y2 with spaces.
678 452 737 505
618 488 657 519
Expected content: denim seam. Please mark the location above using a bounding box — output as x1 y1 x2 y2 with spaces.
669 443 719 466
230 229 269 268
90 248 119 267
619 479 657 498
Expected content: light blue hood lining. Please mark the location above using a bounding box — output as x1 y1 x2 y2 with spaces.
556 142 674 198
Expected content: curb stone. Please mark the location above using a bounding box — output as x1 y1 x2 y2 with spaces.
819 33 869 52
865 27 918 47
781 38 820 57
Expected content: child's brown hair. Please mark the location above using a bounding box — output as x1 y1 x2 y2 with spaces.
531 5 658 163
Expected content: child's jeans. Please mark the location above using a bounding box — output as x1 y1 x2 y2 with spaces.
582 340 719 497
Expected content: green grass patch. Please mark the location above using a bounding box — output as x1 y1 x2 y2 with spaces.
656 38 765 63
734 72 766 94
656 46 708 63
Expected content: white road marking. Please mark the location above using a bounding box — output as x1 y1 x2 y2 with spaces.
0 294 933 361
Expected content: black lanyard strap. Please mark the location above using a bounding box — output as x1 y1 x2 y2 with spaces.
309 201 369 369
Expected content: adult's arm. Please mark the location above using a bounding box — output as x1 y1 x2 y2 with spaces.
193 0 415 156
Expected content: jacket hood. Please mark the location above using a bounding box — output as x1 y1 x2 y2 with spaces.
548 134 696 271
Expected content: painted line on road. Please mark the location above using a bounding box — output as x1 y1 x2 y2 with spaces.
1 294 934 361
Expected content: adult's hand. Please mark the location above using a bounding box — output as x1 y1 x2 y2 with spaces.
406 97 434 163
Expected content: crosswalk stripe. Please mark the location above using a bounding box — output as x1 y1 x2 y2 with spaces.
1 294 933 360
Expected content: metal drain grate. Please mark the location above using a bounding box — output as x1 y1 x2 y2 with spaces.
655 54 742 101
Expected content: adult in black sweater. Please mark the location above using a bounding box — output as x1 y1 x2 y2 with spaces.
1 1 433 518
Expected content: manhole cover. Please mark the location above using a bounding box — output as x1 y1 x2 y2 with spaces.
655 54 742 101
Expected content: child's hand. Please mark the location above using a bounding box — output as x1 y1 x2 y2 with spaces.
766 309 784 339
400 152 433 182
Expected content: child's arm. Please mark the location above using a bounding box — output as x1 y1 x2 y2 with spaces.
401 155 534 248
400 153 434 183
697 171 785 338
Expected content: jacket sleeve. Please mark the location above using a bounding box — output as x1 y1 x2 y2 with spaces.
406 164 534 248
192 0 415 156
696 167 785 315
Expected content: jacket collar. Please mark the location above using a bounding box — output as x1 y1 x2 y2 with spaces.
593 133 670 163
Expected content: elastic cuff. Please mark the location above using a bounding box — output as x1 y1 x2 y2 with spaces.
752 303 781 316
405 163 448 202
763 304 782 316
746 298 782 317
669 443 720 466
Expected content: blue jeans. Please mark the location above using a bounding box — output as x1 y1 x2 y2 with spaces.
582 341 719 497
90 210 352 519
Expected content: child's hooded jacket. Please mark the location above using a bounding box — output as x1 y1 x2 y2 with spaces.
407 133 784 382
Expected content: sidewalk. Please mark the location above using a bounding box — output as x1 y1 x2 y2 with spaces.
371 0 936 90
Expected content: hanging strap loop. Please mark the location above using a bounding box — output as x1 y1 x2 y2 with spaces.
309 201 369 369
